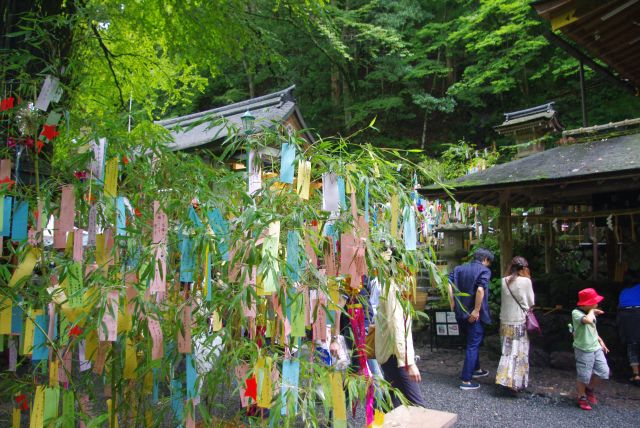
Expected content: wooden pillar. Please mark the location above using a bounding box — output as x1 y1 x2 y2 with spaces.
589 222 598 281
498 191 513 275
544 220 553 274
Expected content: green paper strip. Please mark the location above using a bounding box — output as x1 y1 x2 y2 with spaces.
44 386 60 424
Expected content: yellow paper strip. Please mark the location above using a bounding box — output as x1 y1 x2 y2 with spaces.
330 372 347 422
106 399 119 428
256 356 273 408
12 408 20 428
0 298 11 335
49 360 59 387
22 310 42 355
103 158 118 198
9 248 40 287
123 337 137 380
211 311 222 332
390 194 399 238
296 160 311 200
29 385 45 428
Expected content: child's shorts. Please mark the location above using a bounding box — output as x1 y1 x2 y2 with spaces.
575 348 610 383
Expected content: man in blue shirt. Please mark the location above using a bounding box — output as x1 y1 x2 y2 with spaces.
448 248 494 390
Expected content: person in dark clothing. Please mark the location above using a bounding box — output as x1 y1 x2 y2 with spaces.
448 248 494 390
618 272 640 384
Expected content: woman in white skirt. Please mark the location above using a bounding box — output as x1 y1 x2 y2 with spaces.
495 256 535 392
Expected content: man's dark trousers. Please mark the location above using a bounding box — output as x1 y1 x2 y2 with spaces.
381 356 426 408
458 320 484 382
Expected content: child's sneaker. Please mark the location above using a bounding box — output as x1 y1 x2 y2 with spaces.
585 388 598 405
578 396 592 410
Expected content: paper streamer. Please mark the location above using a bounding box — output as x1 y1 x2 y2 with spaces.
171 379 184 422
304 223 318 268
296 160 311 200
116 197 127 236
124 337 137 379
79 340 91 372
11 297 23 335
87 204 97 246
337 177 346 210
151 201 168 294
286 231 302 282
234 364 250 407
10 247 40 287
1 196 12 237
177 302 192 353
207 208 229 261
30 385 45 428
98 291 118 342
186 353 197 399
148 316 163 360
256 356 273 408
280 359 300 415
54 185 75 249
179 227 195 283
43 387 60 424
0 298 11 335
322 172 339 212
390 194 400 238
403 205 417 251
89 138 107 181
67 262 84 308
11 200 28 242
259 221 280 295
73 228 84 262
311 292 327 341
62 390 75 426
290 291 306 337
280 143 296 184
32 311 49 361
103 158 118 198
330 372 347 427
248 150 262 195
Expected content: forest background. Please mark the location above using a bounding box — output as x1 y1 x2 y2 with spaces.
3 0 640 166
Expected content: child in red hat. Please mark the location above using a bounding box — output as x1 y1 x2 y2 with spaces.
572 288 610 410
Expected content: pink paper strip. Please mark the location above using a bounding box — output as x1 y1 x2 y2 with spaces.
234 364 250 407
73 228 84 262
54 185 75 249
98 290 119 342
148 317 163 360
312 292 327 341
177 302 192 353
87 204 97 246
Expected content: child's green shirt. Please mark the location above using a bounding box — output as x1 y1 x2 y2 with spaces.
572 309 600 352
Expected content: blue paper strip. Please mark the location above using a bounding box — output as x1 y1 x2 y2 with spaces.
32 312 49 361
170 379 183 422
206 251 212 302
337 177 346 210
286 231 301 282
364 182 370 223
11 297 23 335
152 368 159 403
186 354 197 400
280 359 300 415
280 143 296 184
403 205 417 251
11 200 28 242
189 205 202 228
116 197 127 236
2 196 13 237
207 209 229 261
179 227 195 283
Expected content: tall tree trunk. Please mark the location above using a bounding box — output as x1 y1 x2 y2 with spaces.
421 110 428 150
342 75 352 128
331 65 340 107
242 57 255 98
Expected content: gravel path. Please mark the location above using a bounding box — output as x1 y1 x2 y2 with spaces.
419 369 640 428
